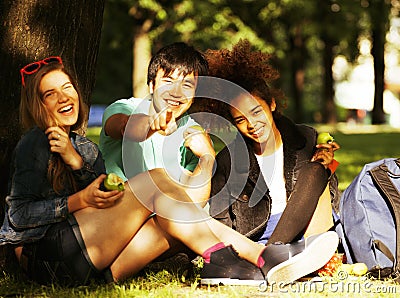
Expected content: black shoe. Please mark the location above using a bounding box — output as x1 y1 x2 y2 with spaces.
200 245 264 286
143 253 193 276
261 231 339 285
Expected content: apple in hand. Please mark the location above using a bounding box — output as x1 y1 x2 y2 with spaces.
103 173 125 191
317 132 334 144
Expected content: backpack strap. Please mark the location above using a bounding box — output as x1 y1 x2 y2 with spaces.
373 239 395 263
370 162 400 273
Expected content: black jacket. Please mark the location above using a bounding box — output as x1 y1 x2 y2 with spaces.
209 116 340 241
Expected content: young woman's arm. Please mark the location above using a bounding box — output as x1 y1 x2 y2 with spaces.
179 126 216 207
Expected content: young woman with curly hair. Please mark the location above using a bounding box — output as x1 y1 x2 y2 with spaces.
205 39 341 249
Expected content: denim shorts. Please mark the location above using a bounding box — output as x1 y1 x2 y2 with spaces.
20 215 113 286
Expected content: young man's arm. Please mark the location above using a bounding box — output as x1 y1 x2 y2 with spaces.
104 113 129 140
106 110 178 142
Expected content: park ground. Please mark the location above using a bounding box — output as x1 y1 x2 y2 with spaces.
1 123 400 297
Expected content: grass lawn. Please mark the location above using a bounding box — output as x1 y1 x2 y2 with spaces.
1 123 400 297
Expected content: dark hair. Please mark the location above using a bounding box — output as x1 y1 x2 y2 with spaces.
19 61 88 194
147 42 209 85
205 39 286 123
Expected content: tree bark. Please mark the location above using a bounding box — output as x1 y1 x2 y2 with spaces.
0 0 104 228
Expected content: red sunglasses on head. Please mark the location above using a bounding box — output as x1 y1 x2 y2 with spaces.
20 56 63 86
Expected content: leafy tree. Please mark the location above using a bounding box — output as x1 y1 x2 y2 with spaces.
0 0 105 231
95 1 395 124
94 0 267 103
155 0 266 51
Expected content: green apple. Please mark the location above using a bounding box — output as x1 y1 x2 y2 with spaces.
317 132 334 144
103 173 125 191
190 125 205 132
352 263 368 276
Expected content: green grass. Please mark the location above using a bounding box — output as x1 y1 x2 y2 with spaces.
2 264 400 297
2 124 398 297
87 126 101 144
334 132 400 190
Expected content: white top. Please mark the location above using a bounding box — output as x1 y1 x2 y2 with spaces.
255 145 287 214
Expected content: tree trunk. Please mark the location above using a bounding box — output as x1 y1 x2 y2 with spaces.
322 40 337 124
133 20 152 98
0 0 104 235
370 0 390 124
289 27 305 123
371 27 386 124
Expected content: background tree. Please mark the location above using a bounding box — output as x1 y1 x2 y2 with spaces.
93 0 265 103
368 0 391 124
93 0 182 101
92 1 134 103
316 0 363 124
0 0 105 230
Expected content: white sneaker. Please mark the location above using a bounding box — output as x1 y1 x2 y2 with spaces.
263 231 339 285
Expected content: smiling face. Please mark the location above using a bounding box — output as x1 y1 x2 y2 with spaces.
149 68 197 119
40 70 79 131
230 93 279 153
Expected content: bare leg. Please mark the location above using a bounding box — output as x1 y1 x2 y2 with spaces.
110 216 172 280
134 169 265 263
75 169 264 274
110 215 194 281
73 183 153 269
74 168 209 271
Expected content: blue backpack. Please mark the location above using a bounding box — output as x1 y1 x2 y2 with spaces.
339 158 400 279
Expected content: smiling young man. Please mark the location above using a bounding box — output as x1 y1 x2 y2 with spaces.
98 42 217 277
99 43 214 201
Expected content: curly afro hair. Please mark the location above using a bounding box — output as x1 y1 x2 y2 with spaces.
203 39 286 122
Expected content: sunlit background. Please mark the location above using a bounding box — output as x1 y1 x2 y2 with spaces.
88 1 400 128
334 17 400 127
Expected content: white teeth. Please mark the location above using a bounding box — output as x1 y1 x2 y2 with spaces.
59 105 72 113
253 127 263 136
167 100 180 106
